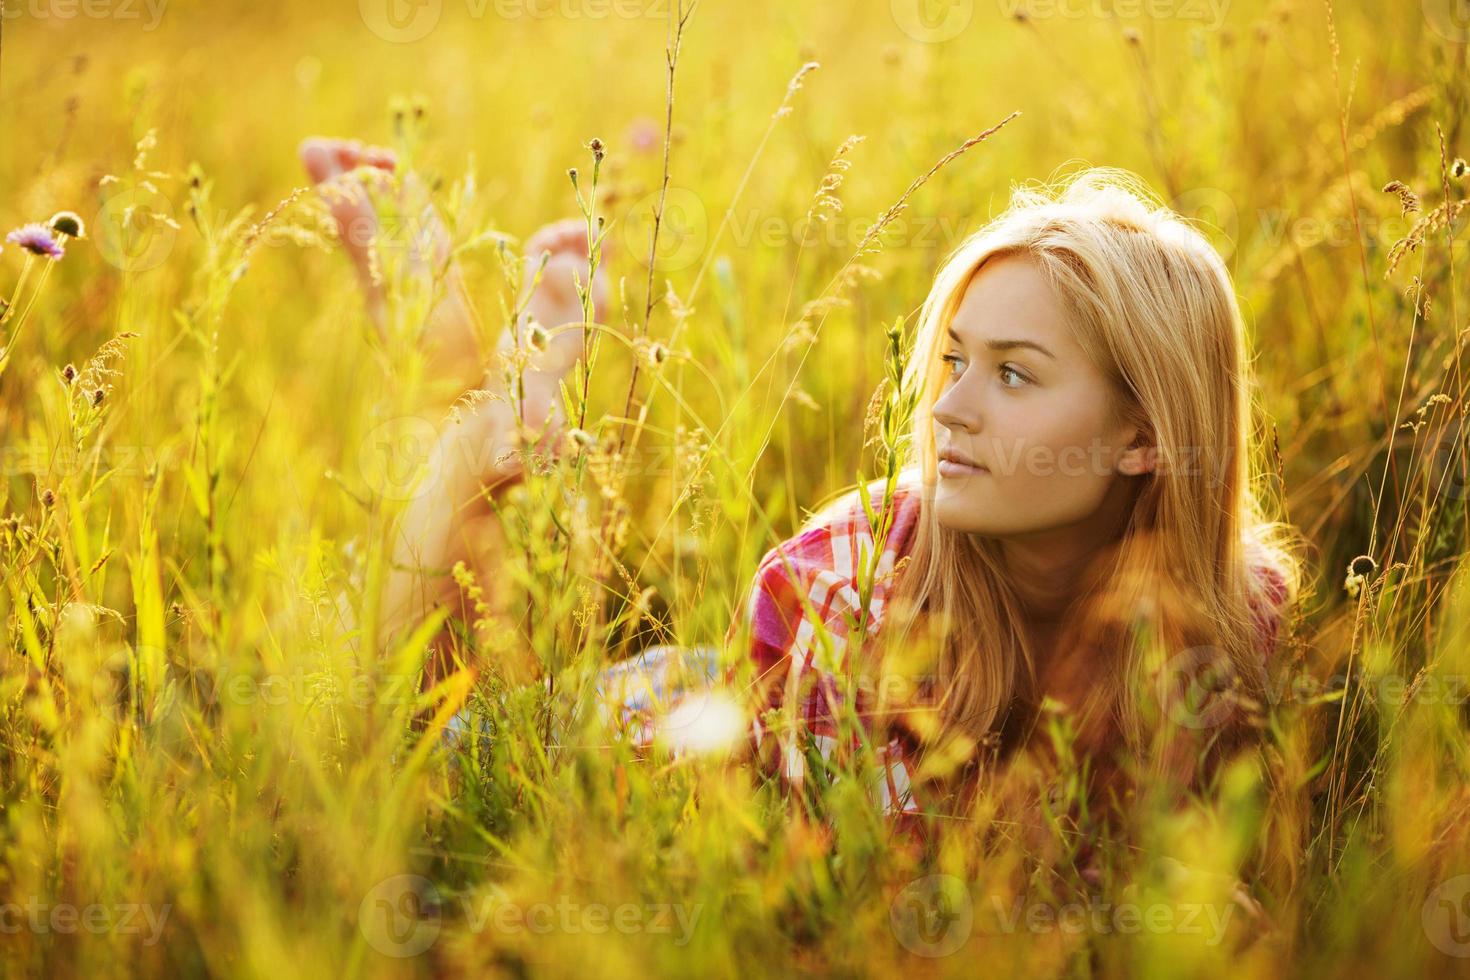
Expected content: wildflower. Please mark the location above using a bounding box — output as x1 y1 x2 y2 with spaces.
92 388 105 407
587 137 605 164
1344 554 1377 598
6 223 65 259
48 210 86 239
566 428 596 451
61 364 77 384
644 341 669 368
1453 158 1468 180
40 489 55 508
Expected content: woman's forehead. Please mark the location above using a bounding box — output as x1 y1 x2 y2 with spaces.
949 253 1078 358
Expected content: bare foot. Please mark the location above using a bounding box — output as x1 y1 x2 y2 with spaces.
300 137 451 320
509 217 613 386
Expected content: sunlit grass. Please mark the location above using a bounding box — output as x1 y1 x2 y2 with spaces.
1 0 1469 976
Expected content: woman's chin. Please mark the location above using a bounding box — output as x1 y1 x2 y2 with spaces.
933 493 989 534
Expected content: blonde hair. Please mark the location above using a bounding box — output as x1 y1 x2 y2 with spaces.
826 167 1303 802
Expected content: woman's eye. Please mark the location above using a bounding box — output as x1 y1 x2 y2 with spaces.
940 353 964 378
998 364 1029 388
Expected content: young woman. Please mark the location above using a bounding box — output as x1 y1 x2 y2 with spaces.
300 138 1299 834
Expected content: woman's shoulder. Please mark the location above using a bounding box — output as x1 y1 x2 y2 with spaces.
754 477 924 586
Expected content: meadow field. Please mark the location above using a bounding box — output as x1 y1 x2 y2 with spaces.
2 0 1470 975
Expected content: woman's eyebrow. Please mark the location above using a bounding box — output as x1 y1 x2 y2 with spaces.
947 327 1057 361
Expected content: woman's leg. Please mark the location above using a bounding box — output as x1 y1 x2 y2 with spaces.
300 136 609 687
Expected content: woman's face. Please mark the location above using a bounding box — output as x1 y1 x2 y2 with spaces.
931 252 1154 536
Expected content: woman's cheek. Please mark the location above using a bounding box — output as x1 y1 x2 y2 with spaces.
992 426 1097 523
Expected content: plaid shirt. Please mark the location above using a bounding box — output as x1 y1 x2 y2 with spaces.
731 482 927 817
601 479 1291 824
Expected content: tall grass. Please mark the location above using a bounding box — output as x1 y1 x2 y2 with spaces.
1 0 1468 976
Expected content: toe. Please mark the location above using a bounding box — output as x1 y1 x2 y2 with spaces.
334 139 366 172
363 145 398 171
299 137 344 184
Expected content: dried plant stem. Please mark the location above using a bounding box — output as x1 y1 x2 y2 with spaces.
618 0 698 462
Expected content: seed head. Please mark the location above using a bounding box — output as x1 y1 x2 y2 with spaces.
48 210 86 239
526 321 549 353
1382 180 1420 216
61 363 77 384
1343 554 1376 599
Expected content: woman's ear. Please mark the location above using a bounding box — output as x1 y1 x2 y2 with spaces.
1117 429 1158 477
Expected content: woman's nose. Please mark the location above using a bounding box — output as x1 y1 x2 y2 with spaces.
933 382 980 434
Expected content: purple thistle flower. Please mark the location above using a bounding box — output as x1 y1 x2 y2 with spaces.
6 223 65 260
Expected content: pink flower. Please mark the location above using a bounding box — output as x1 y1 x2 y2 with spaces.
627 117 661 155
6 223 64 260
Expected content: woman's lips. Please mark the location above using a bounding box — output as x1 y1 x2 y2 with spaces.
938 458 989 478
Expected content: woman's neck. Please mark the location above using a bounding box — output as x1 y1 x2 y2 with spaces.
997 475 1140 625
998 530 1122 626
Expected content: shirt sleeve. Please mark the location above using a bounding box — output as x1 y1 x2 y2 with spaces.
1247 560 1292 662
